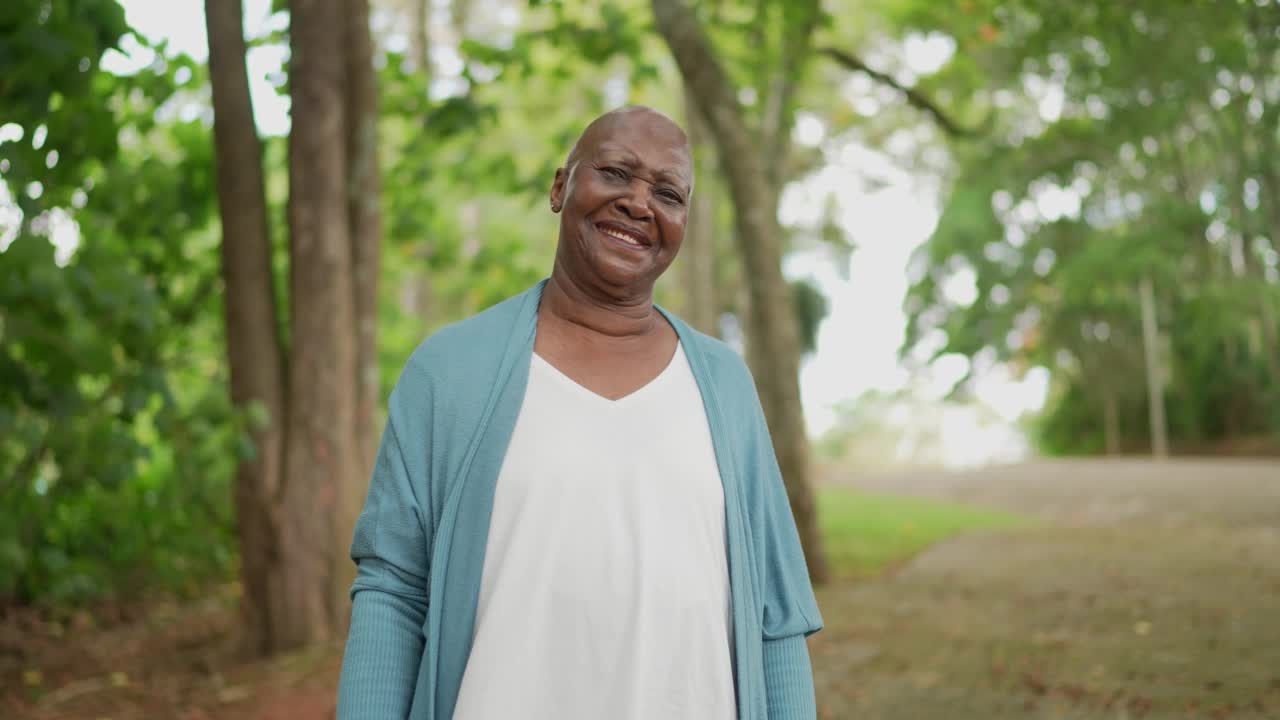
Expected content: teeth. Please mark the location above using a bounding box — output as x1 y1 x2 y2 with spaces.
601 226 643 246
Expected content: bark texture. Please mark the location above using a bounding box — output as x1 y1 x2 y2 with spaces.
208 0 381 655
681 84 719 337
345 0 382 529
205 0 287 656
1138 276 1168 459
652 0 829 584
280 0 360 647
1102 388 1120 457
412 0 431 74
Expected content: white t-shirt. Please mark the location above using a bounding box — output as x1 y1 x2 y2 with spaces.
452 342 737 720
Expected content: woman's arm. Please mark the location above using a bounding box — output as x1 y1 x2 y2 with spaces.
337 410 434 719
763 634 818 719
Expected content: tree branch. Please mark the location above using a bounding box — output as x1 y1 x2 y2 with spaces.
762 3 819 190
819 46 980 138
414 0 432 77
3 436 47 503
651 0 767 213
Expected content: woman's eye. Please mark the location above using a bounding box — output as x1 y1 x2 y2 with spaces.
659 190 684 205
601 166 628 181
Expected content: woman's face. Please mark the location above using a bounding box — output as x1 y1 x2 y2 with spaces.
549 110 693 298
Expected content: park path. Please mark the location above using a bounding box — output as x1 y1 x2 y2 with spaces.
5 458 1277 719
812 458 1280 720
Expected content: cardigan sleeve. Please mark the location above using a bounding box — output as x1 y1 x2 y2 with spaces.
763 635 817 719
337 390 434 720
738 360 823 717
753 408 822 719
745 388 823 643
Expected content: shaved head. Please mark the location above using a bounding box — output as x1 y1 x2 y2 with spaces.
546 105 695 299
564 106 692 184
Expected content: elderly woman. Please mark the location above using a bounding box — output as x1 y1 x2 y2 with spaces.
336 106 822 720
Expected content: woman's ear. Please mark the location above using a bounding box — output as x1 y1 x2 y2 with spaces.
550 167 567 213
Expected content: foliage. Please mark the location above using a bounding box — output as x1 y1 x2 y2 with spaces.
790 277 827 355
893 0 1280 454
0 0 129 212
5 0 1278 609
1 6 233 602
0 0 682 605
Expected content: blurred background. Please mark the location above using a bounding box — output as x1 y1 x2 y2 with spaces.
2 0 1278 718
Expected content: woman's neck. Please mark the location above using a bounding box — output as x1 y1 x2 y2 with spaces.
541 267 660 340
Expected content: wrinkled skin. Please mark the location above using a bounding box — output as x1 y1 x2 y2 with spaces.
549 106 693 303
536 106 695 400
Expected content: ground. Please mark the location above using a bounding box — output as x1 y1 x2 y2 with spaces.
3 458 1277 719
813 458 1280 719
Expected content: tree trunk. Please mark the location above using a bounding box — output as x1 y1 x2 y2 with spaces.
279 0 359 648
345 0 381 525
1138 275 1168 459
1258 290 1280 384
401 0 439 331
342 0 382 633
681 84 719 337
450 0 472 38
412 0 431 74
760 4 816 190
652 0 829 584
204 0 288 657
208 0 379 655
1101 386 1120 456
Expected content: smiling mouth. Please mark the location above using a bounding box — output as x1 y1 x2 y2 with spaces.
595 221 649 249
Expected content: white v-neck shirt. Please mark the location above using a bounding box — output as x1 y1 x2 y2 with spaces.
452 343 737 720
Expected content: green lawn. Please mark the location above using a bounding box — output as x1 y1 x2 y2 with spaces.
817 487 1028 580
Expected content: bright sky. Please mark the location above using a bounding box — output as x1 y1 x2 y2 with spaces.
104 0 291 135
83 1 1051 466
781 143 1048 462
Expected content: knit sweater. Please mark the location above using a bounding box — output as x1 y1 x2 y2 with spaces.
336 280 823 719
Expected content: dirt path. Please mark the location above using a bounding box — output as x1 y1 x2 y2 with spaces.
5 459 1277 719
811 458 1280 719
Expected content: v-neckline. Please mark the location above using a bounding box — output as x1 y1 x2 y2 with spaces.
531 342 683 407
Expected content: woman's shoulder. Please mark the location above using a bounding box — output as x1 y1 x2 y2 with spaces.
387 282 542 412
405 283 540 370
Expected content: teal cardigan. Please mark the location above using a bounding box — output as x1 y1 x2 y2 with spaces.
336 281 823 719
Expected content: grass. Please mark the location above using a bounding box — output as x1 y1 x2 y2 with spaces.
817 486 1029 580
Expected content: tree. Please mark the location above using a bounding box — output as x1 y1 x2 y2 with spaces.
1 0 237 606
651 0 829 582
205 0 287 655
650 0 984 582
678 84 720 337
205 0 381 654
894 0 1280 455
348 0 383 483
